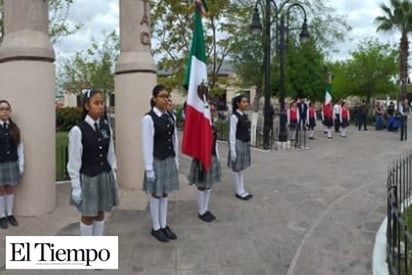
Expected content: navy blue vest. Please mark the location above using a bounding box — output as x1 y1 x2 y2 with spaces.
78 120 111 177
148 110 176 160
0 125 18 163
234 112 251 142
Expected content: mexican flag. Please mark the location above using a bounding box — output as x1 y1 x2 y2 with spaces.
325 72 332 105
182 0 213 171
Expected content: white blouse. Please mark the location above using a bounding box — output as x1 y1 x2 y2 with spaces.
67 115 117 189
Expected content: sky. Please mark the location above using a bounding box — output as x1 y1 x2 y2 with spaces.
54 0 399 63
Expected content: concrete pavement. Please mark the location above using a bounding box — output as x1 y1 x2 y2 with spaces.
0 127 408 275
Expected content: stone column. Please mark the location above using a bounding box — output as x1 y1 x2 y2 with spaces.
115 0 156 188
0 0 56 215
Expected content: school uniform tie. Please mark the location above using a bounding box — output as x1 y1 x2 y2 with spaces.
94 122 100 133
3 123 8 130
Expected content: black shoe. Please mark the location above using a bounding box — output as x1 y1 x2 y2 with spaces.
308 137 314 140
204 211 216 221
245 193 253 199
161 226 177 240
151 229 169 242
235 193 250 200
7 215 18 226
0 217 8 229
198 212 214 222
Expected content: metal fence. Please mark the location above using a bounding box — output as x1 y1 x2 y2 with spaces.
387 151 412 274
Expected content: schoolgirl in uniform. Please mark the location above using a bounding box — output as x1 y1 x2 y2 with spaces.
228 95 252 200
339 101 350 137
287 101 299 141
67 90 118 236
322 103 334 139
306 102 317 139
0 100 23 229
188 101 221 222
142 84 179 243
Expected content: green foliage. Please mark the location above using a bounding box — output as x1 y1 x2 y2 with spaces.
56 131 69 180
229 0 350 104
329 38 398 102
56 107 82 131
286 38 327 101
59 31 119 98
375 0 412 95
151 0 249 90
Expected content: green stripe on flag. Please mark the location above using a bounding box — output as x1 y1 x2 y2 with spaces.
183 7 207 89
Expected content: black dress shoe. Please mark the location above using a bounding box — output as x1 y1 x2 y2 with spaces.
198 212 213 222
204 211 216 221
7 215 18 226
151 229 169 242
0 217 8 229
162 226 177 240
235 193 249 200
245 193 253 199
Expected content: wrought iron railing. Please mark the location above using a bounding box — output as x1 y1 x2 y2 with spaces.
387 151 412 274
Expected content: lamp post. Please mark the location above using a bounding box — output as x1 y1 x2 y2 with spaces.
250 1 310 147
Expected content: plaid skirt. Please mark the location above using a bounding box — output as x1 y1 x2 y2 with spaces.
0 161 20 186
70 171 119 216
227 140 251 172
188 156 221 188
143 157 179 197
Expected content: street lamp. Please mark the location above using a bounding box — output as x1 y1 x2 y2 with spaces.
250 1 310 147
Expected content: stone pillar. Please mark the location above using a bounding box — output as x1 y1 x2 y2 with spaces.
0 0 56 215
115 0 156 188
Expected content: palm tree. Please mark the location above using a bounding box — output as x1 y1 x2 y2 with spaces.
375 0 412 96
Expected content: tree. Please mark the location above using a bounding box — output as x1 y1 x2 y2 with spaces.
151 0 249 92
0 0 81 43
331 38 398 103
59 31 119 98
375 0 412 96
230 0 351 105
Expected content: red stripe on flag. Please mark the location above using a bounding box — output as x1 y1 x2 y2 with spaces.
182 105 213 171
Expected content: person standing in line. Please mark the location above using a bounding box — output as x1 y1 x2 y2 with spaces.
0 100 23 229
322 103 334 139
399 97 409 141
228 95 252 200
333 99 341 133
297 98 307 130
287 101 299 141
306 102 317 140
188 101 221 222
167 97 177 122
358 100 368 131
67 89 119 236
339 101 350 137
142 84 179 242
374 102 384 130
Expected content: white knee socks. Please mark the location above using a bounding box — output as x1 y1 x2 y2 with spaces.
204 189 211 212
0 196 5 218
80 222 93 236
150 197 160 231
92 220 105 236
197 190 206 215
5 194 14 216
159 197 168 229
